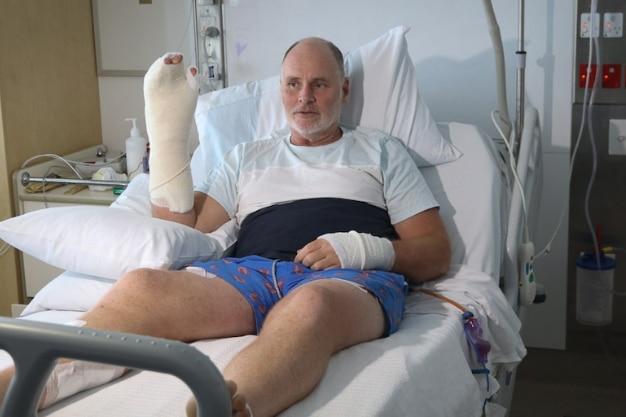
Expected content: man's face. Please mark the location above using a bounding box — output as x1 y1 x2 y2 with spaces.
280 40 349 145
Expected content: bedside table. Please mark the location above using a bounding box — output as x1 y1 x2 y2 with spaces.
13 146 123 299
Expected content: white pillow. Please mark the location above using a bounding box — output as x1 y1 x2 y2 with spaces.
21 271 114 316
191 26 461 183
0 205 231 280
109 173 152 216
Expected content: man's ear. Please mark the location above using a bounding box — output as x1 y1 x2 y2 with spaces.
342 77 350 103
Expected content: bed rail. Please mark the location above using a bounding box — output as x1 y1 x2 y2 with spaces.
0 317 230 417
502 106 543 312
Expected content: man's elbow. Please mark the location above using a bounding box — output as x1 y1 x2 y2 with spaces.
435 234 452 276
410 234 451 284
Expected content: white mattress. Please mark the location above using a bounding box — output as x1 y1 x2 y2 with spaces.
0 122 524 417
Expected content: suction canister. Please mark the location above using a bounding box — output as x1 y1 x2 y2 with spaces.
576 252 616 326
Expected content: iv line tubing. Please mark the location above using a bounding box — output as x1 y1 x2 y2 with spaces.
536 0 596 259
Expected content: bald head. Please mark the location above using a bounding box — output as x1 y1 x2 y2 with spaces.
282 38 345 81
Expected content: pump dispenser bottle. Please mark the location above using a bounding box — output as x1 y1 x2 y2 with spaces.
124 118 148 179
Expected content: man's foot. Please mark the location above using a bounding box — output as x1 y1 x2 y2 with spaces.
186 380 253 417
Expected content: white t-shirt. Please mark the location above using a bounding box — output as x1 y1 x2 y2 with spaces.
196 125 439 227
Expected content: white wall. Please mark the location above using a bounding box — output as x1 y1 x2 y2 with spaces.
97 0 197 152
97 0 574 349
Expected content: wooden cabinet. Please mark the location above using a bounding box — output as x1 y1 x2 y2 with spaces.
0 1 102 315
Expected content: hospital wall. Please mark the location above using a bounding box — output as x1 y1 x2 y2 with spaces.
95 1 626 352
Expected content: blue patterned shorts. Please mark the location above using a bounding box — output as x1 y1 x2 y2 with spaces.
189 255 408 335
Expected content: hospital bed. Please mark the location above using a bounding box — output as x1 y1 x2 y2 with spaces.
0 26 542 417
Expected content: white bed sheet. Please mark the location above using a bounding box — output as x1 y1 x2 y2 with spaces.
424 122 509 282
0 265 522 417
0 122 524 417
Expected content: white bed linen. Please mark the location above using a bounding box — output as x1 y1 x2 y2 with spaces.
0 265 522 417
0 122 524 417
424 122 509 282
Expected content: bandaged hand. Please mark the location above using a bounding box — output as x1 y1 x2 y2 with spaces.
144 53 198 213
318 231 395 271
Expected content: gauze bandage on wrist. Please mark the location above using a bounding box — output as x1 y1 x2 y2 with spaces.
144 52 199 213
318 231 395 271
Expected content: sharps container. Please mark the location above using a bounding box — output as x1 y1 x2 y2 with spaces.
576 252 616 326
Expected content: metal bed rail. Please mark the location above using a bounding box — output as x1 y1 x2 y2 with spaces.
0 317 230 417
503 106 543 312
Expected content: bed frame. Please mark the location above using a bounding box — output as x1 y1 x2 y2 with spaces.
0 318 230 417
494 106 543 412
503 106 543 311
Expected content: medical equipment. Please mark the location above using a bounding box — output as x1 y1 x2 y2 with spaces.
569 0 626 340
419 288 492 367
194 0 225 93
576 252 616 325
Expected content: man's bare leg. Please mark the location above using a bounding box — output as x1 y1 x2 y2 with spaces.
0 268 256 413
80 268 254 340
186 279 386 417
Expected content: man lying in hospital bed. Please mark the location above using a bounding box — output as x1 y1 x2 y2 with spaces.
0 36 452 417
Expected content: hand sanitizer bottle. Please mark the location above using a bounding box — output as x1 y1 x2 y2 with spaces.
124 118 148 179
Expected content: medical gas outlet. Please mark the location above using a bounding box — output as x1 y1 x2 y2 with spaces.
580 12 623 38
195 0 225 93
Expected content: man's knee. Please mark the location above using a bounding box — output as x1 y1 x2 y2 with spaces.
263 280 386 350
106 268 169 303
116 268 159 289
267 283 337 331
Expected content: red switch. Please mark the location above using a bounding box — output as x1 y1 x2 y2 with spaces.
579 64 597 88
602 64 621 88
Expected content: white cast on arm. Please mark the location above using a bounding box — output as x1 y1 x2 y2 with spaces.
318 231 395 270
144 53 199 213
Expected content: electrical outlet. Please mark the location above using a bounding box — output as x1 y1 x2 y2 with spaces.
581 12 600 38
608 119 626 155
604 13 623 38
